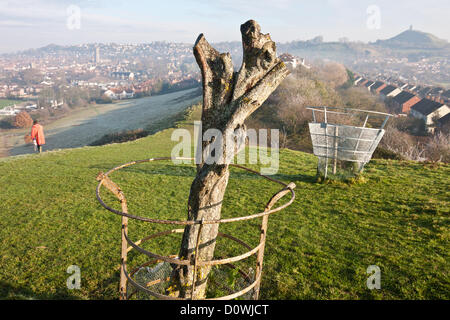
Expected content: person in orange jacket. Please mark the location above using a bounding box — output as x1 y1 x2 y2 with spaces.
31 120 46 153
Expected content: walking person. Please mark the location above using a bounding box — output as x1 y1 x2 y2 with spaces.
31 120 45 153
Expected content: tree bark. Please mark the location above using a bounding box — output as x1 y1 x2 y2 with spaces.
171 20 290 299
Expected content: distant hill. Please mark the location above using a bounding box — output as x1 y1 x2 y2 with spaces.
373 29 449 49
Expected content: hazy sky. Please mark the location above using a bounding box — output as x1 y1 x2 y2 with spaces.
0 0 449 53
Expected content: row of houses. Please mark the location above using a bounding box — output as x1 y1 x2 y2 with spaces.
354 76 449 133
382 77 450 104
0 100 63 116
103 88 135 100
0 104 39 116
279 53 311 71
0 85 43 99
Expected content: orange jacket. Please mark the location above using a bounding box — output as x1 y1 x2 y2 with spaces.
31 124 45 145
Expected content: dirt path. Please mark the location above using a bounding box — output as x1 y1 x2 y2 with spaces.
0 88 200 157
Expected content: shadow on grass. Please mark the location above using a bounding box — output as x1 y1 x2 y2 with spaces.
88 162 320 187
119 164 196 178
86 270 121 300
271 173 318 184
0 280 80 300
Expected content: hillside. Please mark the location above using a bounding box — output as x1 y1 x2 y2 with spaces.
0 88 201 158
9 28 449 66
0 105 448 300
374 29 449 49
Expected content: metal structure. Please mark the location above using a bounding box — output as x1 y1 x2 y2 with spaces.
96 157 296 300
307 106 393 179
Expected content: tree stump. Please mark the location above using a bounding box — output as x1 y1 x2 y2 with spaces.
171 20 290 299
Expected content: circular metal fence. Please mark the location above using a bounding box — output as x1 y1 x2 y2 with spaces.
307 106 393 179
95 157 296 300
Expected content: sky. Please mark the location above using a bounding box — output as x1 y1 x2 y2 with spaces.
0 0 449 53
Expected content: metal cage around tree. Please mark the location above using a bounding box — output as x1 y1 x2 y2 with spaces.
307 106 393 179
95 157 296 300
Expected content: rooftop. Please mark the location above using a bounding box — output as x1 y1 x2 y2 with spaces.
437 112 450 126
411 98 445 116
371 81 386 90
393 91 417 104
380 85 398 95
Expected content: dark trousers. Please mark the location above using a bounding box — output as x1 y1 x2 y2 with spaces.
37 144 43 153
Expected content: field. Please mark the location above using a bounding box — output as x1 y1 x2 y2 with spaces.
0 99 20 109
0 88 200 158
0 106 449 300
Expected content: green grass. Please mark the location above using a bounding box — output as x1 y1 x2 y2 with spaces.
0 99 20 109
0 106 449 300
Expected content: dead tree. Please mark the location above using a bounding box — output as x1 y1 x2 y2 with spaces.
171 20 290 299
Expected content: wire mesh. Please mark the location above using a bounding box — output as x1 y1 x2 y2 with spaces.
128 258 257 300
307 107 392 179
95 158 296 300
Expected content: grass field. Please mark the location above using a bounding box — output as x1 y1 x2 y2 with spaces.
0 99 20 109
0 107 449 300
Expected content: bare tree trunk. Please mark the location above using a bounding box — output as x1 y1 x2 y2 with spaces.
170 20 289 299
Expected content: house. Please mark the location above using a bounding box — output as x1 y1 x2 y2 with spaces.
429 87 444 97
380 85 402 100
436 113 450 134
411 85 422 94
50 100 64 108
418 87 433 98
404 84 417 92
442 90 450 105
279 53 310 71
442 90 450 99
0 106 19 116
124 89 134 99
111 72 134 81
370 81 387 94
392 91 421 114
103 89 117 100
298 58 311 69
358 79 369 86
354 76 363 85
364 80 375 91
115 89 134 100
410 98 450 132
25 104 37 110
392 91 420 113
398 82 408 90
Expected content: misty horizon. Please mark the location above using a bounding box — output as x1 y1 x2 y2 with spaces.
0 0 449 54
3 27 448 56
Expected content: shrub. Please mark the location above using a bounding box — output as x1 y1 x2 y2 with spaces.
13 111 33 128
89 129 148 146
372 146 404 160
424 132 450 163
0 116 15 129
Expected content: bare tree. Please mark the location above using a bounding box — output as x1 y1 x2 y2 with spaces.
313 61 348 88
425 132 450 163
381 126 427 161
169 20 289 299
